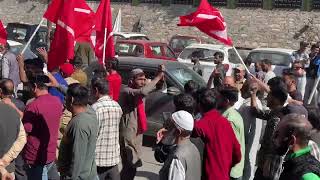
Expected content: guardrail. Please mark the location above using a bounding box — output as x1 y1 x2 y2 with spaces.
87 0 319 11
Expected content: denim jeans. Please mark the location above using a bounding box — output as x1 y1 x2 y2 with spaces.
25 162 55 180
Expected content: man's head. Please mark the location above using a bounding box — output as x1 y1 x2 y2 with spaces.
198 89 217 114
174 93 196 115
267 76 283 91
223 76 236 88
0 78 14 98
31 75 50 97
255 61 262 73
310 44 319 55
184 80 199 95
72 56 83 69
66 83 89 112
234 65 246 82
261 59 272 72
292 61 304 77
282 72 297 91
299 41 309 52
213 52 224 65
106 57 119 72
191 51 201 64
217 86 239 111
169 110 194 140
91 77 109 100
129 68 146 89
266 82 288 109
241 80 260 99
0 42 9 54
273 113 313 155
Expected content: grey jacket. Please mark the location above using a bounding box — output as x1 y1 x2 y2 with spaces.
1 51 20 87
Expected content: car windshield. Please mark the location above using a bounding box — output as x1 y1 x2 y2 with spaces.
228 48 242 64
10 45 37 59
168 67 206 87
115 43 144 57
248 52 291 66
170 38 198 51
179 48 220 61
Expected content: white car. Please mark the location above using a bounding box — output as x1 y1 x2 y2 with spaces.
177 44 241 82
247 48 294 76
113 32 149 41
7 40 37 59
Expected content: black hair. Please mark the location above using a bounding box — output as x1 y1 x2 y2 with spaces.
173 93 196 115
191 51 202 58
262 59 272 65
0 78 14 96
67 83 89 106
219 86 239 104
184 80 199 95
267 77 284 91
198 89 217 113
93 64 107 79
30 74 50 90
91 77 109 95
311 44 319 50
308 109 320 130
106 57 119 70
214 51 224 59
24 58 45 70
300 41 309 48
270 84 288 105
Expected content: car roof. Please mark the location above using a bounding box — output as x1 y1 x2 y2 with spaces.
117 57 184 69
7 40 22 46
251 48 295 54
184 43 231 50
116 40 167 45
113 32 148 38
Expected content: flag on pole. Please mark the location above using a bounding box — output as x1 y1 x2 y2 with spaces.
0 20 7 46
178 0 232 46
95 0 115 64
44 0 95 71
113 9 122 33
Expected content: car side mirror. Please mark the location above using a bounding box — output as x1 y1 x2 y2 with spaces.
167 86 181 96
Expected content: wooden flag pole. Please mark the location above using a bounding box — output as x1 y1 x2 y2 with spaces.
102 27 107 66
21 18 45 54
307 77 320 104
232 46 251 75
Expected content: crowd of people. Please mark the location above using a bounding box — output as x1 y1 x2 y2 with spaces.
0 36 320 180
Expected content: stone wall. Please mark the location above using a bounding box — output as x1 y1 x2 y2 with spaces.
1 0 320 49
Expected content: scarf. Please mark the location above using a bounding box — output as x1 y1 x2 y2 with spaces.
137 96 147 134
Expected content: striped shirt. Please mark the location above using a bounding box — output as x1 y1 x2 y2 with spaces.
92 96 123 167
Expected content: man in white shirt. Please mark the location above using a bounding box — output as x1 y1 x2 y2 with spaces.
261 59 276 84
291 41 310 67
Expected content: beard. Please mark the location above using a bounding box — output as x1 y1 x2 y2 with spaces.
274 140 291 156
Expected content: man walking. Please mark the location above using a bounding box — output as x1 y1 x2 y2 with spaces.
91 78 122 180
22 77 63 180
58 84 98 180
119 65 165 180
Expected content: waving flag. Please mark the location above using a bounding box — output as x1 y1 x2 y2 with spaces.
178 0 232 46
95 0 115 64
44 0 94 71
0 20 7 46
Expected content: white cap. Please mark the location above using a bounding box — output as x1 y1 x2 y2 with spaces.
171 110 194 131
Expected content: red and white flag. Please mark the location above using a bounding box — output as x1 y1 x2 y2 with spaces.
95 0 115 64
44 0 95 71
0 20 7 46
178 0 232 46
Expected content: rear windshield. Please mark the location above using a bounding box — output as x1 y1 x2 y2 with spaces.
115 43 144 57
248 52 291 66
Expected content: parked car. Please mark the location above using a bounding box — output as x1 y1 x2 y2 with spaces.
115 40 177 61
8 40 37 59
177 44 241 82
247 48 294 76
113 32 150 41
6 22 51 54
116 57 206 137
169 34 202 57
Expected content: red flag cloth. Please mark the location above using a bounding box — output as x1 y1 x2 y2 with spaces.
95 0 115 64
178 0 232 46
44 0 95 71
0 20 7 46
137 96 148 134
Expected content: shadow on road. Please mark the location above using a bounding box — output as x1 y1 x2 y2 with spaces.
136 171 159 180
